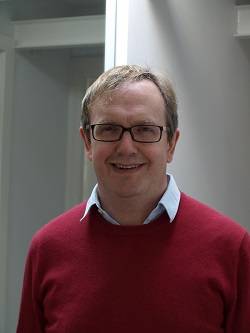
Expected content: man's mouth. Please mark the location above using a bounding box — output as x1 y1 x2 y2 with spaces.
111 163 144 170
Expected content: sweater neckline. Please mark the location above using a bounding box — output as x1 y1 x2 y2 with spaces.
84 205 173 236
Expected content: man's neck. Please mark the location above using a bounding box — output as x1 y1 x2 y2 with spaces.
98 188 167 226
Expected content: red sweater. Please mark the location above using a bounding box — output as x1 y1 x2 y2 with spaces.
17 193 250 333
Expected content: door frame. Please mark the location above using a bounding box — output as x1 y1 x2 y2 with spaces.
0 33 14 333
105 0 130 69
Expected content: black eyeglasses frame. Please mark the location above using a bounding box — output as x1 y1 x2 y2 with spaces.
86 124 168 143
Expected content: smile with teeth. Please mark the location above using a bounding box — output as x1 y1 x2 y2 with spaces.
112 163 143 169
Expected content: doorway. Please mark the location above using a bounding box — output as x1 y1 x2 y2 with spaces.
4 2 105 331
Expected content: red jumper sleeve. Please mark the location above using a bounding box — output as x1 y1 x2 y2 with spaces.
226 232 250 333
16 239 44 333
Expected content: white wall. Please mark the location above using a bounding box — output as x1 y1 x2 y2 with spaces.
6 49 70 332
0 2 13 37
126 0 250 229
0 5 14 333
65 53 103 209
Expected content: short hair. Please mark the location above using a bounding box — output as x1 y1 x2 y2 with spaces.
81 64 178 141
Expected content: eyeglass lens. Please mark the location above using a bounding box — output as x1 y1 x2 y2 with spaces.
92 124 162 142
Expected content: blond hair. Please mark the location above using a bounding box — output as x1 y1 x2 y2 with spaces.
81 65 178 140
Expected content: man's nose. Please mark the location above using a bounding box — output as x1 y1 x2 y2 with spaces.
115 130 137 154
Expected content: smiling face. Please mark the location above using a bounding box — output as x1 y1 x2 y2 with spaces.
81 80 179 206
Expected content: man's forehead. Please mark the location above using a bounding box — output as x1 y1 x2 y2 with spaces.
92 80 162 107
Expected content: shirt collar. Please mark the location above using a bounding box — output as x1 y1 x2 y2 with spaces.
80 174 180 224
159 174 180 222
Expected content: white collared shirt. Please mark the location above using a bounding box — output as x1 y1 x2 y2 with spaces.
80 174 180 225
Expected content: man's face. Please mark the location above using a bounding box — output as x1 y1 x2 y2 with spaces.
81 80 179 202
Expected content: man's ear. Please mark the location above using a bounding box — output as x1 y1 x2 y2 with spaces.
80 127 93 161
167 129 180 163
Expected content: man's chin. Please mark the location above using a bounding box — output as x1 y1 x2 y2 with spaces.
100 185 143 200
113 188 141 199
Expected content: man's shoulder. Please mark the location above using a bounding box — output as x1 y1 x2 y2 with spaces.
31 201 87 248
178 192 248 241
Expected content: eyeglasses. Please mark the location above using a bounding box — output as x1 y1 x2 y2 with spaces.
87 124 168 143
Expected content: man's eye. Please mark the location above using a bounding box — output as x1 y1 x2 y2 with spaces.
137 126 154 133
102 125 115 132
143 126 153 132
99 125 119 133
97 124 119 135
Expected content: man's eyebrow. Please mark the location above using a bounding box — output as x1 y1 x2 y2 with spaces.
136 120 157 125
95 121 119 125
94 120 157 125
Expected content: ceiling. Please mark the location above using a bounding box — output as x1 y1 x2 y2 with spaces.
11 0 105 20
9 0 250 21
235 0 250 4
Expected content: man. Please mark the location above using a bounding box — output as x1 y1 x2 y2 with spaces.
17 65 250 332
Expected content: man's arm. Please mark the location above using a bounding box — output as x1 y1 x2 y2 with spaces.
16 241 44 333
226 232 250 333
